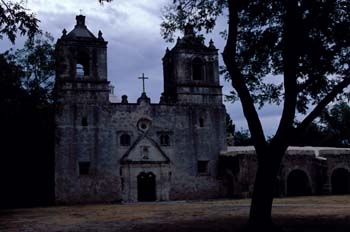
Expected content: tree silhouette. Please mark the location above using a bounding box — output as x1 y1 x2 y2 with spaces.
320 102 350 147
0 34 55 208
0 0 39 43
161 0 350 230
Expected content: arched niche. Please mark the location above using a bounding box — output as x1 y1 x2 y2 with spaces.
287 169 312 196
331 168 350 195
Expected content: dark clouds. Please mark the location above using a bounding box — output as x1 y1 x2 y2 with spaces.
0 0 285 136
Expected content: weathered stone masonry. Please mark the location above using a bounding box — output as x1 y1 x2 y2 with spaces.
55 15 350 205
54 15 227 204
220 146 350 198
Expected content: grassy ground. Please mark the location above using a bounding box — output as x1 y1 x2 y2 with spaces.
1 196 350 232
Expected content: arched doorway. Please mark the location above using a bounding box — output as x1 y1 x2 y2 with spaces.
331 168 350 195
287 169 311 196
137 172 156 201
223 173 234 198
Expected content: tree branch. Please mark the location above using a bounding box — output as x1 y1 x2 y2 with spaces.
296 77 350 136
0 0 10 11
272 0 299 148
223 0 267 154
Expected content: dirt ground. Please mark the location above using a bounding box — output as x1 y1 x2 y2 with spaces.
1 196 350 232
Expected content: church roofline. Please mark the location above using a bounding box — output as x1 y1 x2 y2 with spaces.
162 26 218 59
175 83 223 89
59 15 106 43
162 44 218 60
56 79 110 84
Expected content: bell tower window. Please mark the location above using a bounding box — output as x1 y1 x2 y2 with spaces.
76 64 84 76
192 57 203 81
76 51 90 77
199 117 205 127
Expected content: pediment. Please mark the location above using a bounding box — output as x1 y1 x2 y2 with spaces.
120 135 170 164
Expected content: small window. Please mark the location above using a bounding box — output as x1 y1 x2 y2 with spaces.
198 161 209 175
199 117 205 127
82 117 88 127
192 57 203 80
120 134 131 146
160 134 170 146
141 146 149 160
79 162 90 175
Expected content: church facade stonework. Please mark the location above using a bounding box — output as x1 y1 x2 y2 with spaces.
55 15 350 205
54 15 227 204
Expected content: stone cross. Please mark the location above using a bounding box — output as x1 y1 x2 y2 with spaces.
138 73 149 94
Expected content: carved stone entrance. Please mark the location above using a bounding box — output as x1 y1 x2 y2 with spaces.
120 135 171 202
137 172 156 201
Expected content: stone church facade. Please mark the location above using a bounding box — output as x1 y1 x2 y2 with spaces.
55 15 350 205
54 15 226 204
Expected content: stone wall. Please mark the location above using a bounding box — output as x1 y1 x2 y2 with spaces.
55 95 227 203
220 146 350 198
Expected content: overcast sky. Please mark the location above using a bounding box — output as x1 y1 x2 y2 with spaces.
1 0 285 136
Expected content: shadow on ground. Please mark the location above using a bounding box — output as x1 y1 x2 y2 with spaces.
1 197 350 232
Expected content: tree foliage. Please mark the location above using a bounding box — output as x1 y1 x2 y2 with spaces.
292 122 327 146
0 0 40 43
163 0 350 113
6 32 56 103
0 0 55 209
226 113 235 136
294 102 350 147
0 53 25 108
234 129 253 146
162 0 350 230
0 33 55 208
320 101 350 147
161 0 227 42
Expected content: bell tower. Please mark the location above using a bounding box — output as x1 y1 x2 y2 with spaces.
162 25 222 105
54 15 113 204
55 15 109 103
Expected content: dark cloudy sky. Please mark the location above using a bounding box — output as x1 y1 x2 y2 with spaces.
1 0 285 136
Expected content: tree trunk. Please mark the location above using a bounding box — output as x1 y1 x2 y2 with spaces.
247 149 284 231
